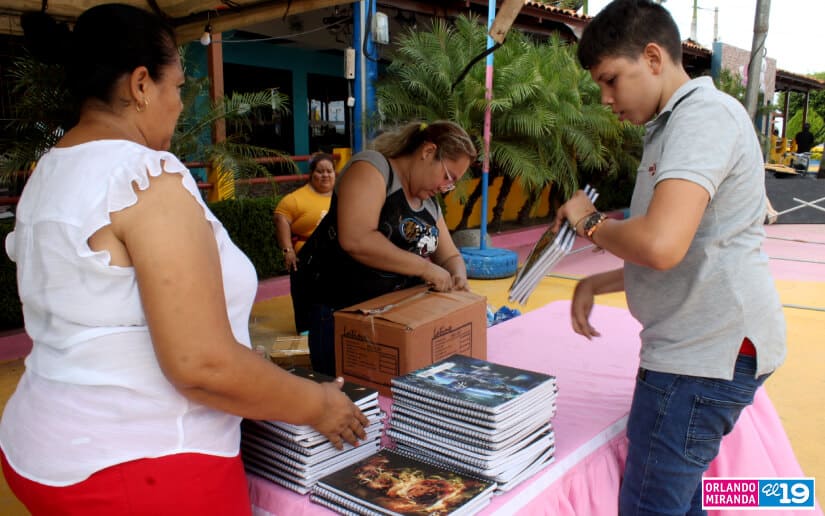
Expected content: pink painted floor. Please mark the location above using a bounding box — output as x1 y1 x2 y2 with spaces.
1 224 822 362
503 223 825 283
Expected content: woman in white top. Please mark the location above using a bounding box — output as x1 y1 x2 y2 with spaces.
2 5 367 514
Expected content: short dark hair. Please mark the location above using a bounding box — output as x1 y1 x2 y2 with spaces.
21 4 178 104
308 153 336 172
578 0 683 70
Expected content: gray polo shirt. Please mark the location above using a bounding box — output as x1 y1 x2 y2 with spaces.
625 76 786 380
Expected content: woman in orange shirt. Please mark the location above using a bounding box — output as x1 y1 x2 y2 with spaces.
274 153 336 332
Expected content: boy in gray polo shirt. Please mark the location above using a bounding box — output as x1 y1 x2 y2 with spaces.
553 0 786 513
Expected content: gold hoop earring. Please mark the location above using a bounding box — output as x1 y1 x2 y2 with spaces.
135 98 150 113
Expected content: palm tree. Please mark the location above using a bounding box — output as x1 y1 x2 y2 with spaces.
170 74 296 200
0 51 295 199
0 51 72 192
376 15 640 229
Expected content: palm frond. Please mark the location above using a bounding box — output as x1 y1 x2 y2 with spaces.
373 13 641 207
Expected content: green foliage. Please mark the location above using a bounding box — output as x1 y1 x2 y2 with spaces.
0 219 23 331
782 71 825 143
784 109 824 146
376 15 640 211
0 51 73 187
207 196 285 280
0 50 296 194
713 68 775 118
171 74 297 189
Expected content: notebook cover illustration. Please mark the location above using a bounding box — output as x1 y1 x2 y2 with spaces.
315 448 494 515
391 354 554 414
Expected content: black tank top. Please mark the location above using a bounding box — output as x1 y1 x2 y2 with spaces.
297 150 442 310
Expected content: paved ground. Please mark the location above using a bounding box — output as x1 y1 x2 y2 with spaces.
0 216 820 515
766 170 825 224
249 224 825 510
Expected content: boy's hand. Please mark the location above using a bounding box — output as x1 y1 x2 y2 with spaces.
553 190 598 235
571 277 601 340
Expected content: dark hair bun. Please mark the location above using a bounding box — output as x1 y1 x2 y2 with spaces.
20 11 72 65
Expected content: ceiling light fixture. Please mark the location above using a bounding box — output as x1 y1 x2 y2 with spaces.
200 22 212 46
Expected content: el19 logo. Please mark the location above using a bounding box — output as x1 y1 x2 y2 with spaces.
758 478 815 508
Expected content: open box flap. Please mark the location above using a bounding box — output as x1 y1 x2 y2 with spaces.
338 286 485 328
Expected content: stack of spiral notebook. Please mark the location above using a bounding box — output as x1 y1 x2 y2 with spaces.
386 355 558 493
240 368 385 494
509 185 599 304
311 448 496 515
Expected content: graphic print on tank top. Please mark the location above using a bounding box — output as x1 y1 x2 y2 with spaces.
378 188 439 258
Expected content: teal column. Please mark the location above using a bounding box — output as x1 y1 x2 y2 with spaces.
292 69 309 157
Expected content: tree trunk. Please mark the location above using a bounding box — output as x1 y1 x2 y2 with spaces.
456 179 484 230
517 188 541 225
547 183 565 220
491 174 514 232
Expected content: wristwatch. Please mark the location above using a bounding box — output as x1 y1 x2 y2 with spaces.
581 212 608 240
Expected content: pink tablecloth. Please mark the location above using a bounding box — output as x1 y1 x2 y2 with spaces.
248 301 820 515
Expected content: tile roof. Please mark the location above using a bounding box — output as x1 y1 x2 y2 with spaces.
523 1 590 21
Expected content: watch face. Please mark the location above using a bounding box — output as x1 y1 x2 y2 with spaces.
584 213 600 231
584 213 606 236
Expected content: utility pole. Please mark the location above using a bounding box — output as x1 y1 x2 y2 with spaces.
744 0 770 121
713 7 719 42
690 0 698 40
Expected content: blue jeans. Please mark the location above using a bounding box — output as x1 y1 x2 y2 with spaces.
620 355 770 516
308 304 336 377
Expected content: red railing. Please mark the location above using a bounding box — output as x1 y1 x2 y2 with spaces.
1 153 340 205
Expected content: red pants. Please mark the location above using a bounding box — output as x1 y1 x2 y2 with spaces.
1 450 252 515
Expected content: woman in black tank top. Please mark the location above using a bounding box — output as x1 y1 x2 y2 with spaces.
295 121 478 376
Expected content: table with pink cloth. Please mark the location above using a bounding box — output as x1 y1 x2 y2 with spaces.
248 301 821 515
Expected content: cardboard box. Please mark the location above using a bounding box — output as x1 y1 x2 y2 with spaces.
334 286 487 397
268 335 312 369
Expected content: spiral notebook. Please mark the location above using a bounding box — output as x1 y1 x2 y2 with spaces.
248 406 382 446
508 185 599 305
243 441 381 488
388 355 558 494
390 412 553 451
242 414 384 457
309 493 363 516
390 354 557 417
395 441 556 491
386 426 555 473
311 448 496 516
241 433 382 479
391 398 552 437
240 373 385 494
267 367 379 437
391 385 556 430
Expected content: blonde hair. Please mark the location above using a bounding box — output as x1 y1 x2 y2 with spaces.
371 120 477 162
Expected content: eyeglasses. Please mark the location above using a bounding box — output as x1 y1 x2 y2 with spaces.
440 160 456 193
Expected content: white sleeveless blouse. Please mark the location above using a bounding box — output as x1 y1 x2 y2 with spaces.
1 140 257 486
